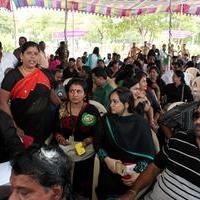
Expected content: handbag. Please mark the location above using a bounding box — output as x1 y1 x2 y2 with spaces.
59 143 95 162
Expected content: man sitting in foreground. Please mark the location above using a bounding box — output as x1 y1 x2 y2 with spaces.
9 145 73 200
120 110 200 200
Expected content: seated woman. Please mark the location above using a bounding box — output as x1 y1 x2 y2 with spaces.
124 77 157 132
163 70 193 105
147 66 166 102
94 87 155 200
54 78 101 199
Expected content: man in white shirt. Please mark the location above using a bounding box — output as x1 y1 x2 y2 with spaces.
0 42 18 86
161 61 191 86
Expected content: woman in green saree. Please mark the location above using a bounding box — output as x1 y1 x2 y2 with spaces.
94 87 155 199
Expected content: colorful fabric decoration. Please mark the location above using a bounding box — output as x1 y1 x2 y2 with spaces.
1 1 200 17
0 0 11 10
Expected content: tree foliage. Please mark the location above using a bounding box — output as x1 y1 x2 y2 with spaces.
0 9 200 53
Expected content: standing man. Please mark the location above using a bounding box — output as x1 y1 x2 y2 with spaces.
141 41 150 58
38 41 49 69
0 42 18 86
128 42 141 61
92 67 113 109
55 41 69 67
160 44 169 72
13 36 27 61
180 43 190 58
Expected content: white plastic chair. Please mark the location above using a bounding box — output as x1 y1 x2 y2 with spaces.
184 72 194 87
63 78 72 86
89 100 107 116
191 76 200 101
92 155 100 200
185 67 200 77
166 102 184 111
91 155 152 200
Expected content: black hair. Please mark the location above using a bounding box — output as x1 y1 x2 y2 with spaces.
115 64 135 85
19 36 27 42
39 41 45 45
109 87 135 113
135 71 147 82
69 58 76 62
21 41 40 54
97 59 104 64
177 59 184 67
65 77 89 102
92 67 107 79
185 61 194 68
93 47 99 56
123 77 139 89
133 60 142 69
15 41 40 68
11 145 73 199
137 53 146 61
174 70 186 84
82 65 92 74
148 66 159 73
0 41 2 49
55 68 63 74
112 52 118 57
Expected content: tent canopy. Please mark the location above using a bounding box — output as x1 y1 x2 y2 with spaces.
1 0 200 17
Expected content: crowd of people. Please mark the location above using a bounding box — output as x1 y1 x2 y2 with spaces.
0 37 200 200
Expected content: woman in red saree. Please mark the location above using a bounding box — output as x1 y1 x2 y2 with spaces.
0 41 60 144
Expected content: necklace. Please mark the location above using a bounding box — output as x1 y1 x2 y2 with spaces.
68 101 85 116
67 101 85 135
20 66 35 76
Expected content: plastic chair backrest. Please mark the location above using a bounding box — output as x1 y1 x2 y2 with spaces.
166 102 184 111
192 76 200 89
185 72 195 87
89 100 107 116
63 78 72 86
92 155 100 200
186 67 200 77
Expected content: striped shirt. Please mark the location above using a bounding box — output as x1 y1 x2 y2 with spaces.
144 131 200 200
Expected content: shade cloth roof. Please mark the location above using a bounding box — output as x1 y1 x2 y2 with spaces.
1 0 200 17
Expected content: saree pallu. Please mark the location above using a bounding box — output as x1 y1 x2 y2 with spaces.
95 113 155 199
10 68 53 144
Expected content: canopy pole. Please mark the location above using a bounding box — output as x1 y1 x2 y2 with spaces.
11 1 17 48
168 0 172 71
72 11 75 57
64 0 68 63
